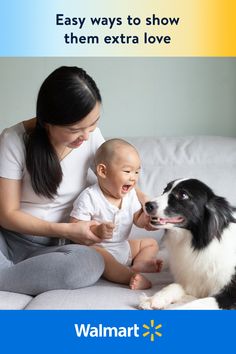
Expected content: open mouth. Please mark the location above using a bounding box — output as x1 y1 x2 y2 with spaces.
121 185 132 193
150 216 185 226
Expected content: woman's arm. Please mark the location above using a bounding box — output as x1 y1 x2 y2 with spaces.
0 178 102 245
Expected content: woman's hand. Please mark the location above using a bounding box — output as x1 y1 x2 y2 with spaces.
66 220 109 245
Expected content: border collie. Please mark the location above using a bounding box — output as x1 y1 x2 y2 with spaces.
139 178 236 310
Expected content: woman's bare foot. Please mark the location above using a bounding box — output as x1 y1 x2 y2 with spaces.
129 273 152 290
132 259 163 273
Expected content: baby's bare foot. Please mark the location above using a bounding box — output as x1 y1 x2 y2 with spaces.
129 273 152 290
132 259 163 273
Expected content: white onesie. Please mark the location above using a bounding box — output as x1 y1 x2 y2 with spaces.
70 183 141 265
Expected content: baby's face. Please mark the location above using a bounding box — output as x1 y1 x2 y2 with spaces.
102 147 141 199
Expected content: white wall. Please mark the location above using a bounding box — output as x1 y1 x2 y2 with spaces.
0 57 235 137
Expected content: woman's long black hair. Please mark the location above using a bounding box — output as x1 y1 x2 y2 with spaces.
25 66 101 199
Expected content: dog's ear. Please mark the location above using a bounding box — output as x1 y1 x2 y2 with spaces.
205 198 221 240
205 195 233 240
191 198 219 249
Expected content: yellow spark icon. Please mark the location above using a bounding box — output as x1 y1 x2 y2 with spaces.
142 319 162 342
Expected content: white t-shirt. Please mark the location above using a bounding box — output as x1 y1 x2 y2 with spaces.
70 183 141 264
0 122 104 225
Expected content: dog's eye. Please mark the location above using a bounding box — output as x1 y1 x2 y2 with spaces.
174 190 190 200
180 192 189 200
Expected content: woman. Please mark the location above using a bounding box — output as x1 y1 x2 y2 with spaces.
0 66 106 295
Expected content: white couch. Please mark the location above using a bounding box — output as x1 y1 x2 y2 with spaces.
1 135 236 309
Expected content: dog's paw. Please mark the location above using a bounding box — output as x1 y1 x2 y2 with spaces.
138 293 153 310
138 284 186 310
138 292 170 310
148 292 171 309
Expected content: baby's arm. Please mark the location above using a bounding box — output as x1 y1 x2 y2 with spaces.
135 186 150 206
133 189 158 231
133 209 147 228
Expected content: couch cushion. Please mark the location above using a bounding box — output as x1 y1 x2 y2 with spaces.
25 272 173 310
127 136 236 205
0 291 33 309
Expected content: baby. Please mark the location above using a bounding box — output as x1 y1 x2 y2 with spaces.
70 139 162 290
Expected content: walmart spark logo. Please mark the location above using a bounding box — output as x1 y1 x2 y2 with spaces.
142 320 162 342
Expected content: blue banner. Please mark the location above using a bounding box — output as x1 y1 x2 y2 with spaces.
0 310 234 354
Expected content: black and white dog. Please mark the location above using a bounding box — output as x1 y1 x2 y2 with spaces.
139 178 236 310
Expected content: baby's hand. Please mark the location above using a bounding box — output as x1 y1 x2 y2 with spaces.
134 209 158 230
91 222 115 239
98 222 115 239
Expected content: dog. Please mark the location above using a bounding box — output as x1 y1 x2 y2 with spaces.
139 178 236 310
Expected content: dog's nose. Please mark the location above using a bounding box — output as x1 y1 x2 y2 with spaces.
145 201 158 215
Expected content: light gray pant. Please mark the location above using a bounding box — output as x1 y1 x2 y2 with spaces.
0 228 104 295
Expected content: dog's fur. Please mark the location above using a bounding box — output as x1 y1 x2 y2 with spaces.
139 178 236 310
